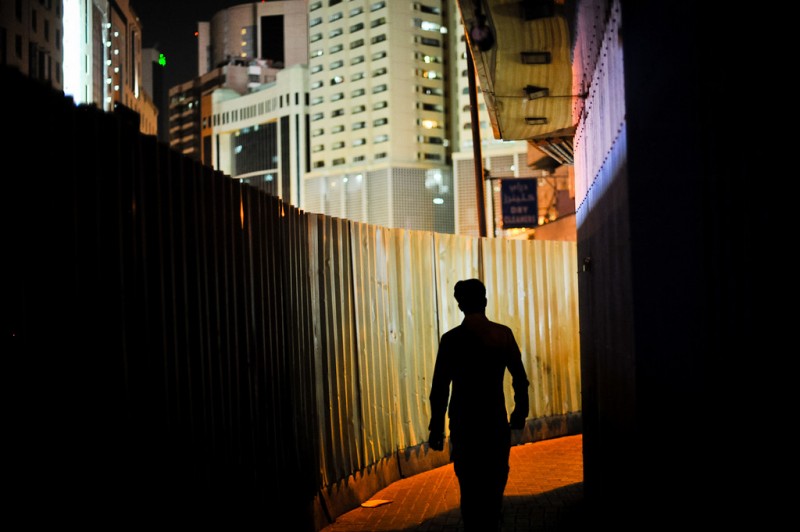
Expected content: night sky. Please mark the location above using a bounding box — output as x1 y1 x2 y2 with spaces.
132 0 248 89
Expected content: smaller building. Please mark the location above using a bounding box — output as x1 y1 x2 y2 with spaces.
206 64 309 208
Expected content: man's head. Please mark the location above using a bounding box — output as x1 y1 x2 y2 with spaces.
454 278 487 314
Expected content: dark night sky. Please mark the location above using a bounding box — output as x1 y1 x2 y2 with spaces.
132 1 248 89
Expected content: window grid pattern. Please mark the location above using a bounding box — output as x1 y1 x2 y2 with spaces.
389 167 446 232
367 169 391 227
345 173 366 223
489 155 515 178
325 174 345 219
304 176 324 215
456 158 481 236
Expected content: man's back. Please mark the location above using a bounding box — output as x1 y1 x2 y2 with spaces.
435 314 523 432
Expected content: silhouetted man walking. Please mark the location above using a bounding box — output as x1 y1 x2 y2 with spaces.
428 278 530 531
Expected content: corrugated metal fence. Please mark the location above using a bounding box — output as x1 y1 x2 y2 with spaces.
3 66 580 529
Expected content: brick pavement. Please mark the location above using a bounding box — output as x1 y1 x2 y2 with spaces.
319 434 584 532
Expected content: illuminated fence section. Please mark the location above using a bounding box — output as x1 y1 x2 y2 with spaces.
314 224 581 519
4 65 580 530
483 237 582 428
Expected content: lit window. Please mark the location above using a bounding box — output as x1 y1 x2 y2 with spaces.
415 19 441 32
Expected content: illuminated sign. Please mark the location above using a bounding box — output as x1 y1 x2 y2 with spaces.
501 178 538 228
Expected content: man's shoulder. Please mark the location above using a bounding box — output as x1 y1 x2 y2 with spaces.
485 318 513 333
444 316 513 336
441 325 463 338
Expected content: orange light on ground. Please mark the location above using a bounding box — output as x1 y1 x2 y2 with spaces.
240 196 245 228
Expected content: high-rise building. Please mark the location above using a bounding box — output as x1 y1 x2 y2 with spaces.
62 0 106 105
3 1 157 136
1 0 64 91
302 0 456 233
170 0 308 165
105 0 156 135
141 47 168 143
206 64 309 208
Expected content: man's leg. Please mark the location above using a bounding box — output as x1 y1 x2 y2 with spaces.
454 457 508 532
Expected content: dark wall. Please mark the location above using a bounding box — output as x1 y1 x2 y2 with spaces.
579 1 765 527
2 65 319 529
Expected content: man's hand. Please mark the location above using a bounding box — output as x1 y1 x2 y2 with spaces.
509 410 526 430
428 431 445 451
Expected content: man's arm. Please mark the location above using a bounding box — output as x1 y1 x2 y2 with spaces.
428 335 452 450
506 330 530 429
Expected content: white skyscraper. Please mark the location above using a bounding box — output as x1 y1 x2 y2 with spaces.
302 0 455 233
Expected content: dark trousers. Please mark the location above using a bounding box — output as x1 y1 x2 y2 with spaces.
452 428 511 532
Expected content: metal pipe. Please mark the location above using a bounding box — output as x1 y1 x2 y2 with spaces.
466 42 487 238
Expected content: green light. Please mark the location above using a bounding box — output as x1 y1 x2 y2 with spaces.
158 53 166 67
